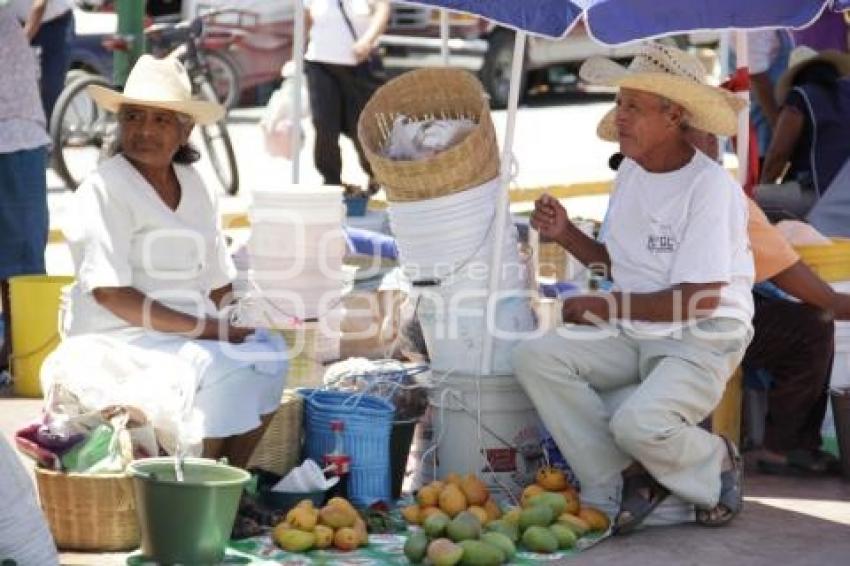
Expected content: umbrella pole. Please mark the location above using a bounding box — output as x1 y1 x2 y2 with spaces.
734 31 750 186
440 11 450 65
291 0 306 184
479 31 527 375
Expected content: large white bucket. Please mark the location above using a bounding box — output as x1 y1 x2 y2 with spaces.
427 373 543 497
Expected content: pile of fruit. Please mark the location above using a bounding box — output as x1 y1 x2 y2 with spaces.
401 469 610 565
272 497 369 553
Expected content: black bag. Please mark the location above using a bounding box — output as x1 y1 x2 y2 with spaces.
337 0 386 86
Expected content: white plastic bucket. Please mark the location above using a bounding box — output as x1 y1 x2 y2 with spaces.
428 373 543 497
414 289 536 375
248 223 346 259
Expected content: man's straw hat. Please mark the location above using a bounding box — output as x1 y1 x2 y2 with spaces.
775 45 850 103
87 54 224 125
580 43 746 142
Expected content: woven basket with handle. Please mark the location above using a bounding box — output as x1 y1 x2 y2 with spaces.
35 467 140 551
246 389 303 476
358 68 500 202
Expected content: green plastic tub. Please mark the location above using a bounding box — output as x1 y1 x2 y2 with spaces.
127 457 249 565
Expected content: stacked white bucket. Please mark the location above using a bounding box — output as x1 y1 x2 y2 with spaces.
389 177 536 375
240 186 348 360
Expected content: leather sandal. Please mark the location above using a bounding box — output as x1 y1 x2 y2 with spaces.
613 468 670 535
697 437 743 527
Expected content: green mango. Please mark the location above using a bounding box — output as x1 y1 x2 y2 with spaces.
480 532 516 561
404 532 430 563
458 540 505 566
423 512 451 538
526 492 568 516
521 525 559 554
518 505 554 531
549 523 578 550
446 511 482 542
485 520 519 543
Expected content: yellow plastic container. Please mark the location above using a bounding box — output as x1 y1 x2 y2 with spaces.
795 238 850 283
9 275 74 398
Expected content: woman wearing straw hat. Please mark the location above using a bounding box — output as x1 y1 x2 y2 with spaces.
513 43 754 533
41 55 287 472
758 46 850 219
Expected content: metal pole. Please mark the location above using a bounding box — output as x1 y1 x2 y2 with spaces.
440 10 450 66
291 0 306 184
734 31 750 186
479 31 526 375
114 0 145 87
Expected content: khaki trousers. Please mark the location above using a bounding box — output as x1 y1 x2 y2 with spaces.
513 318 751 508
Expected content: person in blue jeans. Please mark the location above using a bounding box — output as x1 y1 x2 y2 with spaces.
13 0 75 123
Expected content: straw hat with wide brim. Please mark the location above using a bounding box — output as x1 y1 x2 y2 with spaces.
86 54 224 125
580 43 746 142
775 46 850 103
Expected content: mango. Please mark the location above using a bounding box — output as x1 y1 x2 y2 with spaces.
458 540 505 566
428 480 447 493
483 499 502 522
518 505 554 531
485 519 519 543
520 484 546 507
295 499 316 510
560 489 581 515
557 513 590 536
273 527 315 552
446 511 482 542
460 474 489 506
535 467 568 491
313 524 334 549
467 506 489 525
333 527 360 551
578 507 610 532
404 532 429 563
319 504 356 529
402 504 423 525
527 492 567 517
427 538 464 566
521 525 559 554
422 506 446 522
353 517 369 546
439 484 468 518
480 531 516 561
502 507 521 525
417 485 440 507
286 506 318 532
326 496 355 512
549 523 578 550
423 510 451 538
444 472 463 486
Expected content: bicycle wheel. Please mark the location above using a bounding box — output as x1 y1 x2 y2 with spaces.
50 73 117 190
198 80 239 195
204 50 241 110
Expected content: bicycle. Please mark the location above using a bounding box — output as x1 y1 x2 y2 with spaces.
50 16 240 195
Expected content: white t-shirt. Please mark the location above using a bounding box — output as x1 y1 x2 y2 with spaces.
305 0 375 65
62 155 237 337
602 151 754 336
10 0 73 23
746 30 782 75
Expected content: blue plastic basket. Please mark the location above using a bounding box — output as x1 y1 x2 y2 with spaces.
344 196 369 217
300 389 395 506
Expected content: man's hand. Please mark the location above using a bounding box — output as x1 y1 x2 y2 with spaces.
531 194 571 243
562 294 615 325
224 324 255 344
352 39 372 63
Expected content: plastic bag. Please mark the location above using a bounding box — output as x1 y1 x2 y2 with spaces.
260 64 309 159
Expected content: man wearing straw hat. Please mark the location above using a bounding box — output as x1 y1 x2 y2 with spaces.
513 43 754 533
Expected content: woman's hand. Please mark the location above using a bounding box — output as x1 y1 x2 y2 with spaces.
222 324 255 344
531 194 571 243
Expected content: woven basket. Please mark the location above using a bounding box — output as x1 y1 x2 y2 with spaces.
35 467 140 551
357 68 500 202
247 390 303 476
795 238 850 282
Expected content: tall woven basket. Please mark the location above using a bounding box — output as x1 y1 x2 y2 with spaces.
246 390 303 476
35 467 140 551
357 68 500 202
